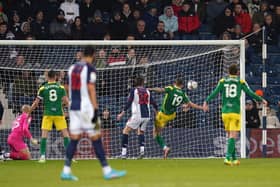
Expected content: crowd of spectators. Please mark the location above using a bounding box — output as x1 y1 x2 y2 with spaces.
0 0 278 44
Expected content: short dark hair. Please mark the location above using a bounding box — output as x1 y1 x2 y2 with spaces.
83 46 95 57
228 64 238 75
135 76 144 86
175 78 184 86
48 70 57 79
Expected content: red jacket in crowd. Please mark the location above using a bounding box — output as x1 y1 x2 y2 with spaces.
178 10 200 34
172 4 182 17
234 12 252 34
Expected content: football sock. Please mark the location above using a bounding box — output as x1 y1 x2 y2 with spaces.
63 137 70 148
64 139 78 167
138 134 145 154
122 134 128 148
92 138 108 167
226 138 235 160
232 147 237 160
155 135 165 149
40 138 47 156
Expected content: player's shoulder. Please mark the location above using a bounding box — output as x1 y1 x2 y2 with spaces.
165 85 174 90
219 78 225 83
239 79 246 84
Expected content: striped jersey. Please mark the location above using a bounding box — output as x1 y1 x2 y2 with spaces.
68 61 97 111
124 87 158 118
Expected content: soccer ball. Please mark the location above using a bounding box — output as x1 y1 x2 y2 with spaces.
187 80 198 90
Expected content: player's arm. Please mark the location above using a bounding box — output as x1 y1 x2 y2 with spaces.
30 86 44 113
87 69 99 122
150 94 158 113
203 79 224 110
148 87 165 93
241 80 267 105
117 89 134 121
61 86 69 107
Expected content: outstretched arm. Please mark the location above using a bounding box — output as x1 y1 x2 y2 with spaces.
148 87 165 93
188 101 208 112
30 98 40 113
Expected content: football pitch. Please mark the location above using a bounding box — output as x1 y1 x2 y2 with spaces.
0 159 279 187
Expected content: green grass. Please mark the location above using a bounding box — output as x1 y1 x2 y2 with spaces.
0 159 280 187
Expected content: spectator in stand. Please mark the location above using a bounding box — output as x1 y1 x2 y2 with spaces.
20 22 31 40
275 4 280 33
133 19 150 40
50 9 71 40
227 0 249 13
248 0 260 18
96 49 107 68
213 7 235 37
264 14 278 46
103 33 111 40
234 3 252 34
9 12 22 40
128 9 142 33
31 10 49 40
0 3 8 23
107 46 126 66
231 24 244 39
247 22 263 52
246 99 260 128
0 22 15 40
135 0 150 14
252 1 271 25
126 48 137 65
109 11 128 40
159 6 178 39
79 0 96 24
100 107 113 157
86 10 107 40
142 4 159 34
220 31 232 40
263 104 280 128
171 0 183 17
151 21 170 40
206 0 228 28
71 16 85 40
121 3 133 24
193 0 207 24
245 99 260 157
60 0 79 24
101 108 114 128
177 1 200 40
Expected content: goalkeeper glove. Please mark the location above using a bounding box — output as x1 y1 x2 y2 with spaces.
92 109 99 123
31 138 38 145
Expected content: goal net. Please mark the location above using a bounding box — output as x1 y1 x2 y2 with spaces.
0 40 245 159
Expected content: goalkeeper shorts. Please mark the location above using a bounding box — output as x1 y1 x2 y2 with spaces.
222 113 241 131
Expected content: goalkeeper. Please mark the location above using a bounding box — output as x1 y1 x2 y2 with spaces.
7 105 38 160
149 78 207 159
203 64 267 166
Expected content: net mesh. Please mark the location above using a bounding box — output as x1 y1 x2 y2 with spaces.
0 42 241 159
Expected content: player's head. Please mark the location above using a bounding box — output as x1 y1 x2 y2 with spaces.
135 76 144 87
22 105 31 114
228 64 238 75
174 78 184 88
48 70 57 81
82 46 96 63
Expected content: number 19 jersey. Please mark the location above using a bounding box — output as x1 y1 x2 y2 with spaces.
206 76 263 114
37 82 66 116
161 85 190 115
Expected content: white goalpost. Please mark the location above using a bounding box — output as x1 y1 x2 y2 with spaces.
0 40 246 159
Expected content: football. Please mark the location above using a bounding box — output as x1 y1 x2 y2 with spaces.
187 80 198 90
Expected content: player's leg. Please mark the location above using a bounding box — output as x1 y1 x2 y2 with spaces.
39 116 52 163
85 112 126 179
229 114 241 165
54 116 70 149
61 111 80 181
222 114 232 165
121 125 133 159
8 139 31 160
137 119 149 159
0 145 4 161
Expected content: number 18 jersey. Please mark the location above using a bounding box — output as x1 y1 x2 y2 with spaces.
206 76 263 114
161 85 190 115
37 82 66 116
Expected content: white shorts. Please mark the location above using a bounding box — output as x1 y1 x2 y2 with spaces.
69 110 100 137
126 116 150 131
